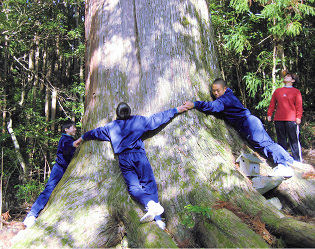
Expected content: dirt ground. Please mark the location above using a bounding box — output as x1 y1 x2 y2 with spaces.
0 149 314 249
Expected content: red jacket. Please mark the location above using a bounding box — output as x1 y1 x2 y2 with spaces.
267 86 303 121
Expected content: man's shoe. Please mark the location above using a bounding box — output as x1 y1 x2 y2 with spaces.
270 164 294 178
140 201 164 223
23 215 36 228
155 220 166 230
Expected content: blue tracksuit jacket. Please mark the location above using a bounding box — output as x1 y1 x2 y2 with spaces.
194 88 293 166
55 134 76 169
194 88 251 129
82 108 178 211
27 133 76 218
82 108 178 154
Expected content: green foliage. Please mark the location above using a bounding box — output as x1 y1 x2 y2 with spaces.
0 0 85 208
300 121 315 148
14 179 47 203
208 0 314 148
229 0 249 13
224 23 252 55
259 0 315 38
181 204 213 228
286 21 302 36
244 72 284 110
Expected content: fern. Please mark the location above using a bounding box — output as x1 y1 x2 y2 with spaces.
229 0 250 13
224 24 252 54
286 21 302 36
297 4 315 16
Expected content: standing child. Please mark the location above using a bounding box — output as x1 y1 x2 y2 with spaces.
74 102 187 230
23 121 77 227
267 72 303 162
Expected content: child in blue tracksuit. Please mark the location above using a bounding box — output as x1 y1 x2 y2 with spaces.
184 78 295 177
23 121 77 227
74 102 186 229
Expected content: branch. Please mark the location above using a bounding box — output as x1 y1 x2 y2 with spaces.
256 35 272 46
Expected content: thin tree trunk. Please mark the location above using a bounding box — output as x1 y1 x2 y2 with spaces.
29 45 35 101
1 96 6 134
27 45 36 175
279 43 286 71
50 37 60 132
41 44 47 92
19 77 26 107
2 35 8 134
50 88 57 132
272 41 277 89
236 62 246 107
7 118 27 178
217 33 225 80
33 34 40 102
44 45 50 132
44 87 50 129
271 14 277 90
43 44 51 173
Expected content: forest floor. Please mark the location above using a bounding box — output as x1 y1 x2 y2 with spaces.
0 149 314 249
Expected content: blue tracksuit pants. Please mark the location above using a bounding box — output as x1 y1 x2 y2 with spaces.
27 163 65 218
118 151 162 221
239 115 293 166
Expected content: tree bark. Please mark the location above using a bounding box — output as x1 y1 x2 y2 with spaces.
29 44 35 102
272 41 277 89
33 34 40 103
50 88 57 132
2 35 8 134
236 61 246 107
7 118 27 178
1 95 6 134
12 0 315 248
50 36 60 132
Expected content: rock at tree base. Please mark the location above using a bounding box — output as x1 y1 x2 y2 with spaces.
252 176 285 194
266 197 282 210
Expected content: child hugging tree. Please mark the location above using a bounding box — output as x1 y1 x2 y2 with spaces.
74 102 187 230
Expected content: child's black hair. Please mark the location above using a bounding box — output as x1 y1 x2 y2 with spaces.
116 102 131 120
62 121 75 132
284 71 299 84
212 78 227 87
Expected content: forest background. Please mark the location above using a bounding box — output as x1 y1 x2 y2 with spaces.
0 0 314 217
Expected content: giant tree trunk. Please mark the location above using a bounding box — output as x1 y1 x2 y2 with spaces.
12 0 314 248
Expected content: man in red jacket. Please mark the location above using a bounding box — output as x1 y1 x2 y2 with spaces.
267 72 303 162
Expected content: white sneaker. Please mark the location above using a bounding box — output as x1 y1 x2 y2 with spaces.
140 201 164 223
270 164 294 178
23 215 36 228
155 220 166 230
288 160 304 169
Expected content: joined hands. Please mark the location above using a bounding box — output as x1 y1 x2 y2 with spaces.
177 101 194 113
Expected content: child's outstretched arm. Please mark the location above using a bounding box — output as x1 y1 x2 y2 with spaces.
184 100 224 113
176 104 189 113
73 137 83 147
184 101 195 110
144 104 188 132
73 126 111 147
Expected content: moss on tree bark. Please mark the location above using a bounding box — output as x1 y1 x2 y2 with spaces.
12 0 314 248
